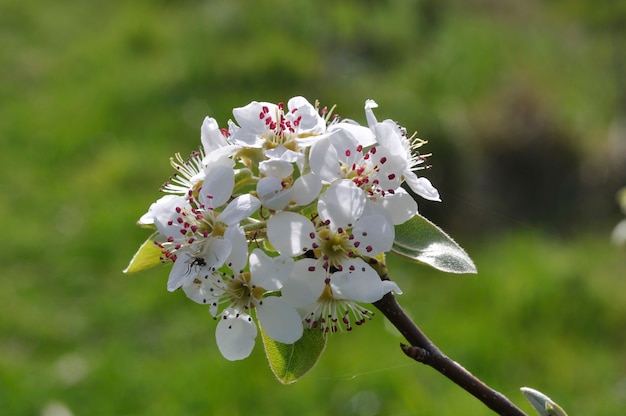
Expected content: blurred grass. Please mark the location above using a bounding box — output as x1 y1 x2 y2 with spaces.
1 0 625 415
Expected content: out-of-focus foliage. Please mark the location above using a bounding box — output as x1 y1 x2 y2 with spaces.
1 0 624 415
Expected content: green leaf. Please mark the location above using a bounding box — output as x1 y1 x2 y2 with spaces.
392 214 477 274
123 233 163 274
260 326 327 384
521 387 569 416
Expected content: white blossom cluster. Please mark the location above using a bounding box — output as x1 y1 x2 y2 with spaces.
137 97 440 360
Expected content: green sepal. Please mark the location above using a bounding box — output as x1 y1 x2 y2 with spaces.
260 326 327 384
392 214 477 274
123 233 163 274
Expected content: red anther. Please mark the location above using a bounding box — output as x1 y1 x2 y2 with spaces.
380 156 387 164
356 144 363 152
262 105 269 113
366 245 373 253
308 266 316 272
309 232 316 239
345 149 351 157
388 173 396 180
370 147 377 154
278 102 284 110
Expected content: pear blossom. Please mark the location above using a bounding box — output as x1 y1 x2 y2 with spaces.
229 96 329 164
309 126 418 225
364 100 441 202
128 95 443 364
267 182 400 333
184 244 303 360
256 159 323 210
143 160 261 292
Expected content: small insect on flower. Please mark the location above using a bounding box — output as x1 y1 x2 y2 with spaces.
186 256 207 275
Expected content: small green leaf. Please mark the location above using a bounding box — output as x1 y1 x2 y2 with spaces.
521 387 569 416
123 233 163 274
260 326 327 384
392 214 477 274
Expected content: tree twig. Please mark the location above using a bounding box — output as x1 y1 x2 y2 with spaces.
373 291 528 416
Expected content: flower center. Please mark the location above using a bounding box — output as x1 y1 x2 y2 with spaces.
225 272 264 310
314 228 354 268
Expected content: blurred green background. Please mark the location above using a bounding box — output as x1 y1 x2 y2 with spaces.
2 0 625 415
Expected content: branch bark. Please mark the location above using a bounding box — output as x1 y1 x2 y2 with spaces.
373 291 528 416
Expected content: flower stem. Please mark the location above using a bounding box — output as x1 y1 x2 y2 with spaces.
373 291 528 416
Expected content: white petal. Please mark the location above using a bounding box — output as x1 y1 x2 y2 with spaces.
257 176 292 210
406 175 441 202
329 121 376 147
198 238 232 269
259 159 293 178
318 180 365 228
287 96 326 133
200 117 229 153
217 194 261 225
364 99 379 130
224 225 248 273
167 251 194 291
328 128 360 166
232 101 277 134
215 311 257 361
290 173 322 206
265 146 303 164
377 188 418 224
199 164 234 208
331 258 391 303
281 259 326 307
201 146 238 167
182 273 223 310
352 214 394 255
256 296 304 344
249 248 293 291
267 212 317 257
150 195 188 236
309 138 342 182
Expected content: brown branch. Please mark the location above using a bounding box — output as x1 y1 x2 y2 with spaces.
373 291 528 416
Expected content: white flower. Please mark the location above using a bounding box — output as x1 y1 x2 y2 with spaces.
256 159 322 210
184 244 303 361
309 128 418 225
267 184 400 333
364 100 441 202
145 161 261 292
229 96 328 163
